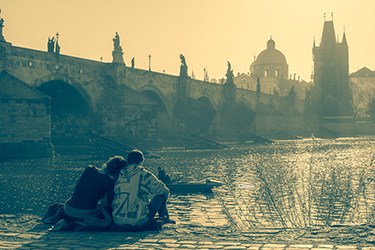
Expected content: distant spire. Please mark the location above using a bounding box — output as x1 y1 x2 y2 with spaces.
324 13 326 21
313 36 315 47
342 27 348 46
331 12 333 21
320 17 336 46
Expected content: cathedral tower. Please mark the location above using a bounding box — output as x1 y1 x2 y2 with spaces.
313 14 352 117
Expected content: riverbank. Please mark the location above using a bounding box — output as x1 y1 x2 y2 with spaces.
3 139 375 249
2 214 375 249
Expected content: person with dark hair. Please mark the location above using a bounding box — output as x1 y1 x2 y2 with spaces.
51 156 127 231
112 150 174 229
157 166 171 184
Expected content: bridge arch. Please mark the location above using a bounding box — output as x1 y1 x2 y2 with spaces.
172 92 218 135
136 84 171 118
136 84 173 139
193 91 218 110
136 84 167 109
236 97 255 112
35 75 96 143
34 74 96 113
235 99 256 134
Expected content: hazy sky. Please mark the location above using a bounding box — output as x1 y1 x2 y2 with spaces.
1 0 374 81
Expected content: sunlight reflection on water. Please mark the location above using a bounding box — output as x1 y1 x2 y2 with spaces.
214 136 375 229
2 136 375 230
168 194 228 227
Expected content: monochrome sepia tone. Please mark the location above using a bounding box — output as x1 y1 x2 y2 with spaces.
1 1 375 249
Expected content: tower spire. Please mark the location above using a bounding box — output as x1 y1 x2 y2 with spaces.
342 26 348 46
320 16 336 46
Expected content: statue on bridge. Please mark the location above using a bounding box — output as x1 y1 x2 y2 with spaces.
47 33 61 54
47 37 55 52
55 41 60 54
112 32 124 64
0 9 5 42
55 32 60 54
179 54 188 78
223 61 236 105
180 54 187 67
113 32 120 50
131 57 135 68
225 61 234 85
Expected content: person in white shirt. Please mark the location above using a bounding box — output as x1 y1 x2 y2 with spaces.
112 149 174 228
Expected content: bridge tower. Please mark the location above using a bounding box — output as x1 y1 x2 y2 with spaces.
313 13 352 117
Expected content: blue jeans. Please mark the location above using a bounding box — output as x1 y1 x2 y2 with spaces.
148 194 169 220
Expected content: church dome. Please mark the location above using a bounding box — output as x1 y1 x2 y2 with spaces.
254 38 287 66
251 38 289 78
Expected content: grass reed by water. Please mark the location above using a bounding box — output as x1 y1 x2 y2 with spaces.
215 137 375 229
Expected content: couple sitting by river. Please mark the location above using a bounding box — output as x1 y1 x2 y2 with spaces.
43 149 175 232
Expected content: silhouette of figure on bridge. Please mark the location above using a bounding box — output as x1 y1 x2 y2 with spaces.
256 76 261 93
112 32 124 64
47 37 55 52
55 41 60 54
131 57 135 68
180 54 186 67
113 32 120 50
179 54 188 77
225 61 234 84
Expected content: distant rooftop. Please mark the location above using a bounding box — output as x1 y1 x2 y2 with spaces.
350 67 375 77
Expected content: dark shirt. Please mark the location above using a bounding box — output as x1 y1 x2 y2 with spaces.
158 169 171 184
67 166 115 210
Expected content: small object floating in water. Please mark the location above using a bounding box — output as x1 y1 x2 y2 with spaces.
166 179 223 193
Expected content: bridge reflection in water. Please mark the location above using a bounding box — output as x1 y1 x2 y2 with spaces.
1 137 375 229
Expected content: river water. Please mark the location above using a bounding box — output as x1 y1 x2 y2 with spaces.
1 136 375 230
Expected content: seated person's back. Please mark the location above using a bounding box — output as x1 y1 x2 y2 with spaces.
68 166 114 210
112 150 171 226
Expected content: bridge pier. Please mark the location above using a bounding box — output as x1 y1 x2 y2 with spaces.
0 71 54 158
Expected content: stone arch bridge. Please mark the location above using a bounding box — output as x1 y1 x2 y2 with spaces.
0 39 303 148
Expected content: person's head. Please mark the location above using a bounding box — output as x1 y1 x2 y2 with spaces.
127 149 144 166
104 156 127 177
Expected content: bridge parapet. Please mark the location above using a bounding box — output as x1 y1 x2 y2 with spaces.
0 33 307 148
